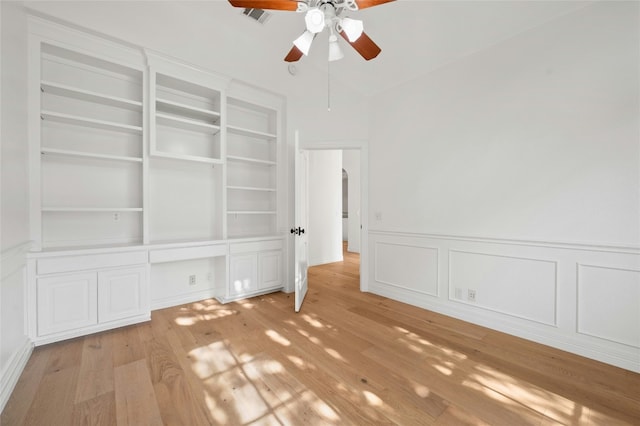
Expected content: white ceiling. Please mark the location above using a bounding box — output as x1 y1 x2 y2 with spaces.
195 0 591 96
27 1 593 98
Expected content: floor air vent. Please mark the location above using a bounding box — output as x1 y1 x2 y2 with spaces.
242 8 271 24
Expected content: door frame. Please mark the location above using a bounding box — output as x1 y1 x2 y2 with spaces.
291 138 369 293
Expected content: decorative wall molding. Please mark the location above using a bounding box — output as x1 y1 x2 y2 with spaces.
448 249 558 326
369 229 640 255
374 241 439 297
577 263 640 348
368 230 640 372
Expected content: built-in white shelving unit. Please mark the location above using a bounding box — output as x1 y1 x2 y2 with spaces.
33 41 145 250
151 69 223 164
147 54 229 244
26 18 286 346
226 96 279 238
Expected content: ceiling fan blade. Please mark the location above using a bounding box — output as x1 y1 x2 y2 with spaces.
353 0 396 10
339 30 381 60
284 46 304 62
228 0 301 11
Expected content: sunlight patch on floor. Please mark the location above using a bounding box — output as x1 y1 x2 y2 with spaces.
324 347 346 362
296 328 323 345
287 354 316 371
265 329 291 347
412 382 432 398
434 364 454 376
239 301 256 309
174 307 236 324
190 346 346 425
204 391 229 424
469 364 586 424
301 313 325 328
189 342 239 379
363 390 384 407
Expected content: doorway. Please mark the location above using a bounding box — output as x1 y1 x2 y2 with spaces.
308 147 366 291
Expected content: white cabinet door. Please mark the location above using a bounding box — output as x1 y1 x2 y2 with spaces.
37 272 98 336
98 267 149 323
229 254 258 297
258 250 282 290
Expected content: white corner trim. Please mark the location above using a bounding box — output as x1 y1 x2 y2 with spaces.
0 337 33 413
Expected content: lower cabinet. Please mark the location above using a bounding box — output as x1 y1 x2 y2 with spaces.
98 267 149 323
31 261 149 345
226 239 283 302
229 254 258 296
37 272 98 337
258 250 282 290
28 238 283 344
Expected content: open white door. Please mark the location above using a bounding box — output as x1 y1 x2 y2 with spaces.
293 132 309 312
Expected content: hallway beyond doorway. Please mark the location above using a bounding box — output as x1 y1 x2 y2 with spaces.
308 242 360 289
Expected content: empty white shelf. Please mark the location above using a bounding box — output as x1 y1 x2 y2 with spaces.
41 148 142 163
41 81 142 111
41 110 143 134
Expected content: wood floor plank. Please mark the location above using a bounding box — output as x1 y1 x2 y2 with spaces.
22 363 79 426
71 392 116 426
113 359 163 426
112 324 147 368
75 332 114 403
145 335 213 425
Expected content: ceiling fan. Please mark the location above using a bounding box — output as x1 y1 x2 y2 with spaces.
228 0 396 62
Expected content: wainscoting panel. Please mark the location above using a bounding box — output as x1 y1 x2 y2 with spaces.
368 230 640 372
577 264 640 348
374 241 439 297
449 250 557 325
1 242 33 413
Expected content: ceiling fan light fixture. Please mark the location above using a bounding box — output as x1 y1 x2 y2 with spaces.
341 17 364 42
293 30 314 56
305 8 325 33
328 38 344 61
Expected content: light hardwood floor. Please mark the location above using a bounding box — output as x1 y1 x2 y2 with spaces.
3 246 639 425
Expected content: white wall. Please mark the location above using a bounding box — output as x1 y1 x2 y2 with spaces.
368 2 640 371
308 150 343 266
1 1 33 411
342 150 361 253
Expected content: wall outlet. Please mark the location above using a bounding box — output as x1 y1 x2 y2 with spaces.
189 275 196 286
468 289 476 302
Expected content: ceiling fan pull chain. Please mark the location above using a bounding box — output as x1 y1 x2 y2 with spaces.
327 59 331 112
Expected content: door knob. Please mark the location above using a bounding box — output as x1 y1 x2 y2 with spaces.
290 227 305 235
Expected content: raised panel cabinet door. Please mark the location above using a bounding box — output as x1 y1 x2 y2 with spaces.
258 250 282 290
229 254 258 297
98 267 149 323
37 272 98 336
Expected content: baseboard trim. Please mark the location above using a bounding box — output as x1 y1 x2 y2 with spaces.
0 337 33 413
151 289 219 311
